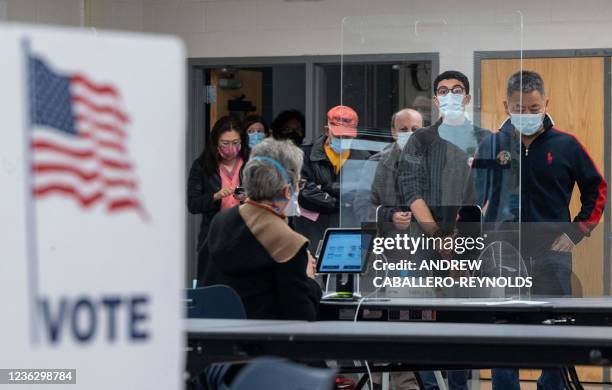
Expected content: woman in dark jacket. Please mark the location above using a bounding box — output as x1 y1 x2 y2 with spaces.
187 116 249 254
199 138 321 320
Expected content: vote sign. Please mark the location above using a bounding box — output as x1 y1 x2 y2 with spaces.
0 23 185 389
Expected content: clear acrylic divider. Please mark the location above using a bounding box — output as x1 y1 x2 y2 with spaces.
337 12 530 300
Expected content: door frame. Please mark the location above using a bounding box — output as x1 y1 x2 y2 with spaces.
189 52 439 144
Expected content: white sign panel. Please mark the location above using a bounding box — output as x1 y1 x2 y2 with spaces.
0 23 185 389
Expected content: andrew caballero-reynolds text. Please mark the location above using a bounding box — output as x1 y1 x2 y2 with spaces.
369 233 532 289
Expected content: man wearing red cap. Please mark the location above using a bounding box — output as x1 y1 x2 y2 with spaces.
295 105 370 252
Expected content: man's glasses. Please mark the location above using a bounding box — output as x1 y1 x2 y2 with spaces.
219 140 241 147
436 85 466 96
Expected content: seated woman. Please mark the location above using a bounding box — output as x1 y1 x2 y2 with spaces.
198 138 322 320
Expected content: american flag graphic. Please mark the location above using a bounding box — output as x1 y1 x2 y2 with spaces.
28 55 146 217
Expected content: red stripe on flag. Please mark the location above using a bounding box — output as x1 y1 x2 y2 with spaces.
107 198 142 213
71 74 119 97
74 113 127 138
72 95 130 124
34 184 104 208
104 178 137 189
34 164 136 190
95 139 126 153
34 163 99 182
32 139 95 159
100 158 132 171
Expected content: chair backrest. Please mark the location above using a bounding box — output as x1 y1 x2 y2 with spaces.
229 357 336 390
186 285 246 319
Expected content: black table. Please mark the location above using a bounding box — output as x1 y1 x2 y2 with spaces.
319 297 612 325
186 319 612 368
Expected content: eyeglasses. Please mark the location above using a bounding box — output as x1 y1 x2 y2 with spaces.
219 140 241 147
436 85 466 96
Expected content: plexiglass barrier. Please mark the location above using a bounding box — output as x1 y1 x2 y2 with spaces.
329 12 610 300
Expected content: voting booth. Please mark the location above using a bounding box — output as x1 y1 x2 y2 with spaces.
0 24 185 389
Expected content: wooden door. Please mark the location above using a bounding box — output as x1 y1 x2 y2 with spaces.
209 69 262 129
479 57 607 383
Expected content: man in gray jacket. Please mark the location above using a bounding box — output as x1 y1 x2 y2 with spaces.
356 108 423 228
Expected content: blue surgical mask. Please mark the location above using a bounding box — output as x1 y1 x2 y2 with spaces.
396 132 412 149
248 132 265 148
511 113 544 136
438 93 465 123
329 135 344 154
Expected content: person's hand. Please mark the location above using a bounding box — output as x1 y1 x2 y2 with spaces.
213 187 234 201
436 230 457 260
392 211 412 230
551 233 575 252
306 250 317 279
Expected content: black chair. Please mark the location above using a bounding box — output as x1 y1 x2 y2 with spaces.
185 285 247 390
229 357 337 390
186 285 246 319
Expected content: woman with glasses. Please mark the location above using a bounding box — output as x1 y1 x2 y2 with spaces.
187 116 249 257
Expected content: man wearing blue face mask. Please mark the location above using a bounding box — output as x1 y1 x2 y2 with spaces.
296 105 370 253
398 71 490 240
434 70 490 155
398 72 490 390
354 108 423 227
473 70 607 390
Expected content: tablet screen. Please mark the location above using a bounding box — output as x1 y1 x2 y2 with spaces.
317 229 372 273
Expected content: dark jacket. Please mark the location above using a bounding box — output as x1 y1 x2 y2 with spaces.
187 155 244 252
398 119 485 229
199 202 322 320
369 143 404 224
472 114 607 254
350 143 405 227
296 135 370 252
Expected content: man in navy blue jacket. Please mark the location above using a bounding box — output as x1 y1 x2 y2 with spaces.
473 70 606 390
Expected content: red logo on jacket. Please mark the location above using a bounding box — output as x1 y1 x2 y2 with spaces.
547 151 553 165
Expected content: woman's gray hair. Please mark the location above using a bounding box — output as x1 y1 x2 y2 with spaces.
242 138 304 201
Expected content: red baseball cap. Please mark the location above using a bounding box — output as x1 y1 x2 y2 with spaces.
327 105 358 137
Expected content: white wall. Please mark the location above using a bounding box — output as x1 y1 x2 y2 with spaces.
5 0 82 26
84 0 612 60
5 0 612 116
4 0 612 59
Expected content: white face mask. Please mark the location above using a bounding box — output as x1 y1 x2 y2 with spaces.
283 187 301 217
396 131 412 149
511 113 544 136
438 93 465 125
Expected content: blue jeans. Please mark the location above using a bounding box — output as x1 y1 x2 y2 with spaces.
419 370 468 390
492 368 563 390
529 250 572 297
